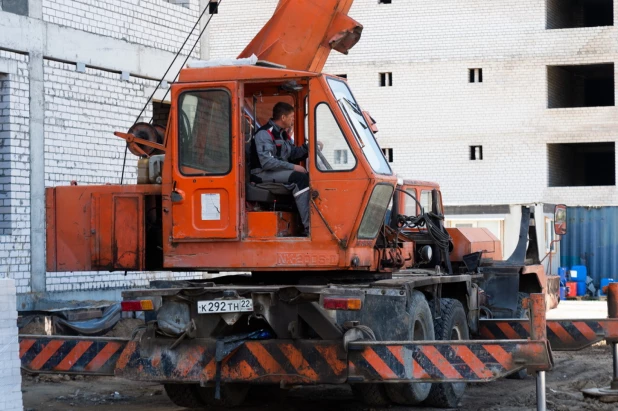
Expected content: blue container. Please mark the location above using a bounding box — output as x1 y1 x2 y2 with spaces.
600 278 616 296
570 265 588 283
576 282 587 296
558 267 568 284
560 286 566 300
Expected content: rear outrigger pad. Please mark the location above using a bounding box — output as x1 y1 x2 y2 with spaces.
582 387 618 403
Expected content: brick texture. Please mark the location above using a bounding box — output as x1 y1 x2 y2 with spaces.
0 50 31 294
0 278 24 411
41 0 200 56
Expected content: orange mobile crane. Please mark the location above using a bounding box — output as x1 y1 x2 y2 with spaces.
24 1 618 409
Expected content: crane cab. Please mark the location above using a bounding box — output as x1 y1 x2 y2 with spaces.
160 63 396 272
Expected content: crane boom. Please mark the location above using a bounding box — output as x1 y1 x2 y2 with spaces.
237 0 362 72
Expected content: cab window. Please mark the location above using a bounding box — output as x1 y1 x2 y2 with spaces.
420 190 443 214
314 103 356 171
178 90 231 175
404 189 418 216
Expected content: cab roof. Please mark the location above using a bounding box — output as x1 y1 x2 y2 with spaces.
178 65 320 84
402 179 441 189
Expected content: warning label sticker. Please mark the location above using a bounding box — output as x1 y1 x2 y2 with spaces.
201 193 221 220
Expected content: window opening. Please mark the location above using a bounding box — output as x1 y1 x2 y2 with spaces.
379 72 393 87
469 68 483 83
547 142 615 186
546 0 613 29
547 63 615 108
470 145 483 160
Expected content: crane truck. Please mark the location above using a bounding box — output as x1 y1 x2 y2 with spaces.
20 0 557 409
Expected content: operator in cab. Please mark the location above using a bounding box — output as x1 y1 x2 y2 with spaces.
250 102 310 235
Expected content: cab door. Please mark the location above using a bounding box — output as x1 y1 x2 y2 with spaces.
171 83 240 240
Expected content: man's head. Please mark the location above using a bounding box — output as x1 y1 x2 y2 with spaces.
272 102 294 129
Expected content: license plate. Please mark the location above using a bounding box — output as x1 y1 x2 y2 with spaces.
197 299 253 314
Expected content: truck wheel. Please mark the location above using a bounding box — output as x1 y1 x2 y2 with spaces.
385 290 435 405
197 384 249 407
424 298 468 408
164 383 204 408
350 383 391 406
507 292 530 380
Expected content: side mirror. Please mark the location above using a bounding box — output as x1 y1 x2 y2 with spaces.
554 204 567 235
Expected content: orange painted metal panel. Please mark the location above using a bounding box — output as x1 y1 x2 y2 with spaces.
46 185 160 272
447 227 503 262
90 193 144 270
247 212 300 238
113 196 144 270
247 212 278 237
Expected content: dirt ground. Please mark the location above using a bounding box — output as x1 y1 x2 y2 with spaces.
21 301 617 411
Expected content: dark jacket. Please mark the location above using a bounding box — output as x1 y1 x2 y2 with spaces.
250 120 308 173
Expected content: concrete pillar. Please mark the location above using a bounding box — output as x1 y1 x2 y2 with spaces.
199 0 211 60
0 278 24 411
29 0 46 293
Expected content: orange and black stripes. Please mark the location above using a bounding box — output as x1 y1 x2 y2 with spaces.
347 341 550 382
21 336 553 383
479 319 618 351
115 340 348 384
19 337 127 375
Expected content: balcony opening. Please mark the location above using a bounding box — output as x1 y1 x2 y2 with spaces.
548 142 615 186
547 63 614 108
546 0 613 29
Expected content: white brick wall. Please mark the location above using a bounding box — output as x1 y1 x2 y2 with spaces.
1 0 208 299
42 0 201 57
0 51 31 295
46 270 209 293
0 278 24 411
43 60 159 186
208 0 618 207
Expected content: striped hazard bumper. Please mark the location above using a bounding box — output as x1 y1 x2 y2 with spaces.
478 319 618 351
20 337 552 383
19 336 128 375
114 339 347 384
347 340 552 383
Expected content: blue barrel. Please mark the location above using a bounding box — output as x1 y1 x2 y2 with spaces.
558 267 568 284
560 286 566 300
576 282 587 296
570 265 588 283
600 278 616 296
